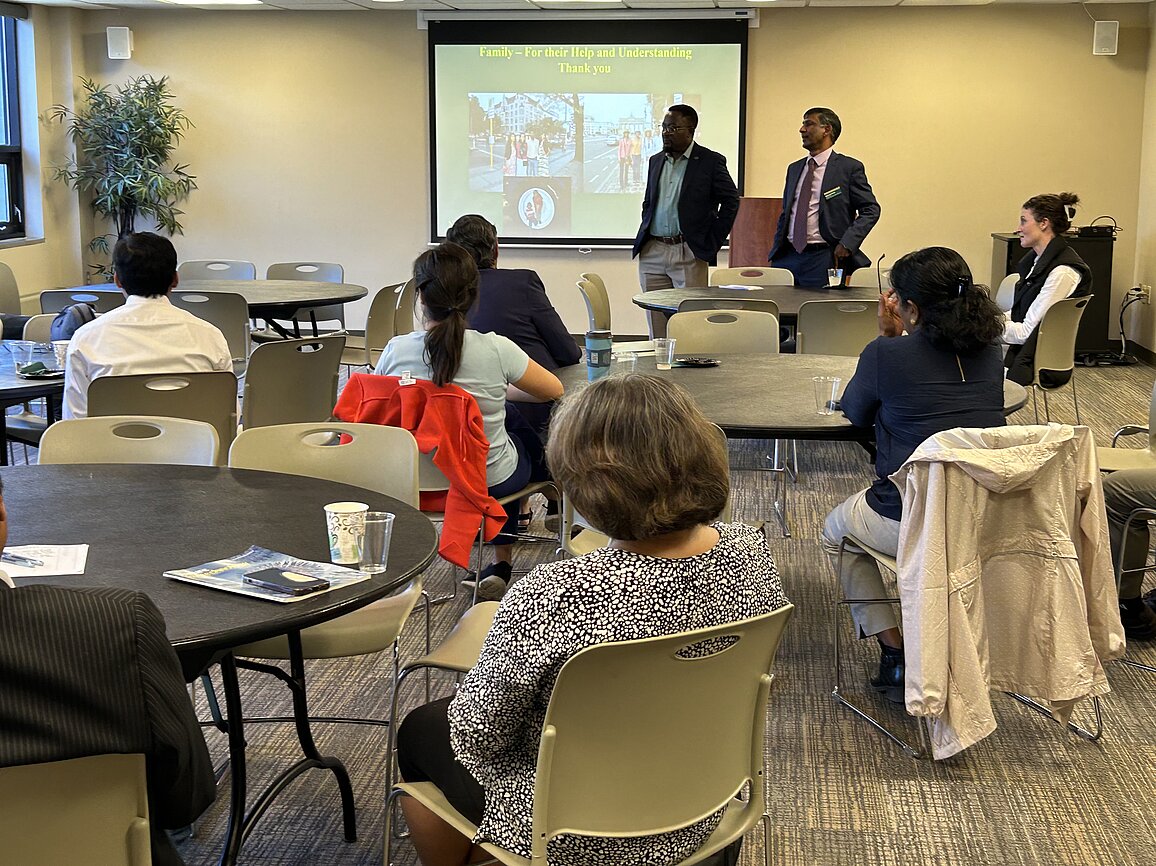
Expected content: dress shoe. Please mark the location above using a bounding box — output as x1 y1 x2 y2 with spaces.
1120 596 1156 640
870 643 905 704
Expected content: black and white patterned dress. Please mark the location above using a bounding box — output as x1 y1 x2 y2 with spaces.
448 521 790 864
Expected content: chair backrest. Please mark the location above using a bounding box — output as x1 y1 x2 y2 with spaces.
364 282 404 366
995 273 1018 313
21 313 55 342
796 299 879 356
1033 295 1091 382
169 290 251 363
677 297 780 318
266 261 345 283
39 416 220 466
847 267 889 289
577 273 611 332
87 371 238 465
667 309 780 355
529 605 794 858
709 266 794 287
177 260 256 281
242 335 346 429
393 278 417 337
39 288 125 314
0 753 151 866
230 422 419 506
0 261 21 313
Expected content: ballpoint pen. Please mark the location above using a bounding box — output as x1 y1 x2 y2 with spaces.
1 552 44 567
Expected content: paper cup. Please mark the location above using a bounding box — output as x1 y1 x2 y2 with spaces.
324 501 368 565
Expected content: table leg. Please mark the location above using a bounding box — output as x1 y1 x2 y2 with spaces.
217 654 248 866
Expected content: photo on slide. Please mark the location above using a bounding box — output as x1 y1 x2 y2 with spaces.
467 91 693 197
502 177 572 236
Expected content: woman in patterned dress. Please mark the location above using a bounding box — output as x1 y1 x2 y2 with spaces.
396 373 790 866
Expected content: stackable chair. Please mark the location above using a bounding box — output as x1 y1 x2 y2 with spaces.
39 416 219 466
385 605 795 866
39 287 124 314
677 297 780 317
1110 506 1156 675
577 273 651 351
795 298 877 356
86 370 239 465
0 753 151 866
1096 376 1156 473
0 261 21 313
1026 295 1090 424
340 281 405 371
177 260 256 281
255 261 347 340
666 309 779 355
240 335 345 429
708 266 794 287
169 290 252 376
994 273 1019 313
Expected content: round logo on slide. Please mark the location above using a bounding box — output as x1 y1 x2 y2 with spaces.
518 187 555 230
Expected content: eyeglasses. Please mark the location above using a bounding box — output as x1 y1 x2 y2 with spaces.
661 124 691 132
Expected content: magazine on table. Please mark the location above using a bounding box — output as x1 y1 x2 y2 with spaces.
165 545 369 603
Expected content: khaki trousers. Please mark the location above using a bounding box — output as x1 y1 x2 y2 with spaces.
637 238 709 338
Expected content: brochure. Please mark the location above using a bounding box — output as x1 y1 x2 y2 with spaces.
165 545 369 603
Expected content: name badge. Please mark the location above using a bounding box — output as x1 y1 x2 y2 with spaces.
823 186 843 200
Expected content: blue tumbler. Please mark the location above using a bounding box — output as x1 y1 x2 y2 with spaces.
585 329 612 381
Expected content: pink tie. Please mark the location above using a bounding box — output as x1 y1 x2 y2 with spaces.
792 158 817 254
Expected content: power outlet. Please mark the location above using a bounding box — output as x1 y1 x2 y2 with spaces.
1141 284 1152 305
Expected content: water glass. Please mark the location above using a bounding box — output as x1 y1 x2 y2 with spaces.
360 512 395 574
654 338 677 370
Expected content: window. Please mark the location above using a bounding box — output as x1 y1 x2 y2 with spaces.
0 15 23 240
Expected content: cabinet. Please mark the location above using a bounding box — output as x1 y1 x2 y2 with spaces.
990 233 1115 355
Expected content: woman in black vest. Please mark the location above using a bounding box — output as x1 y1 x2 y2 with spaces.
1002 192 1092 386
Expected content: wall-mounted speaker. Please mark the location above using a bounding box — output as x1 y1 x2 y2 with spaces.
1093 20 1119 56
106 26 133 60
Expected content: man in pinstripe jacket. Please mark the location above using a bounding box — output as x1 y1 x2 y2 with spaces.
0 478 216 866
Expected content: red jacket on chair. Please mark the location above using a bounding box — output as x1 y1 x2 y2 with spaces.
333 373 507 569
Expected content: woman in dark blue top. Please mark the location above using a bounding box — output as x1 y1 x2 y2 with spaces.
821 247 1006 702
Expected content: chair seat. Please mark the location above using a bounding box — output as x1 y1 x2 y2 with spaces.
5 413 47 446
395 779 761 866
1096 447 1156 473
409 601 498 673
566 528 609 556
234 591 418 660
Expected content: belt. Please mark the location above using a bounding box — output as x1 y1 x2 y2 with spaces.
651 234 685 245
803 242 830 251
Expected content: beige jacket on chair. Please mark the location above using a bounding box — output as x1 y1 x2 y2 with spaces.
891 424 1125 759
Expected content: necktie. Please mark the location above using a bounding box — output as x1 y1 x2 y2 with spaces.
792 157 817 254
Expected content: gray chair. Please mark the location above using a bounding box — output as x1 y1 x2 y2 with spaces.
994 273 1018 313
0 753 151 866
341 281 404 371
86 371 238 465
177 260 256 281
796 299 878 356
666 309 780 355
39 415 219 466
39 287 124 314
1097 376 1156 472
677 297 780 317
577 272 611 331
21 313 55 343
259 261 347 340
1027 295 1091 424
0 261 21 313
241 335 345 430
709 266 794 287
393 276 416 336
169 290 251 375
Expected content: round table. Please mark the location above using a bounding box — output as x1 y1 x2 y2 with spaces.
0 359 64 466
176 278 368 318
633 284 881 323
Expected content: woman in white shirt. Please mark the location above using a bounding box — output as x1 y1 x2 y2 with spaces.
374 242 562 598
1002 192 1091 386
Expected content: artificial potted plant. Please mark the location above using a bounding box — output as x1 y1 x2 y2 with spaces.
49 75 196 280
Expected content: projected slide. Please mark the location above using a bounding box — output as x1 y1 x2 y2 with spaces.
430 21 746 246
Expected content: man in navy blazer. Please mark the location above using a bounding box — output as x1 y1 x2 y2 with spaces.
769 107 880 288
632 104 740 337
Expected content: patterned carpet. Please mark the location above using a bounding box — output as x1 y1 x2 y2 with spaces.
152 361 1156 866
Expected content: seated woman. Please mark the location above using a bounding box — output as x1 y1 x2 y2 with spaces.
821 247 1006 702
1002 192 1091 386
374 242 563 598
395 374 790 866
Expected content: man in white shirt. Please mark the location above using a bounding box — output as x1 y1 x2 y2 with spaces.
63 232 233 420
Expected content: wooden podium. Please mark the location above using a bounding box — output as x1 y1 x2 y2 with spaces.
727 197 783 267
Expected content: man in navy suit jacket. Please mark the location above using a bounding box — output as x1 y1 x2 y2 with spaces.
769 107 881 288
632 104 740 337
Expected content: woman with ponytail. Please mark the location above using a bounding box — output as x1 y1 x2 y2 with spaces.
1002 192 1092 386
821 247 1006 701
375 242 563 597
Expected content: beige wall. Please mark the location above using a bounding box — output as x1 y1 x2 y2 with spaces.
4 4 1152 341
1132 3 1156 349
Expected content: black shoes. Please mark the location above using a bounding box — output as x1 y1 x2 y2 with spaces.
1121 594 1156 640
870 642 905 704
476 560 512 602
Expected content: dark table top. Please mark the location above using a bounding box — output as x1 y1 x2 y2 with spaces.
633 284 881 319
0 353 65 405
74 280 369 313
557 355 1028 438
0 465 437 663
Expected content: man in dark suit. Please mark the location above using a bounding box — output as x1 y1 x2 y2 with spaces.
769 107 881 288
632 104 740 337
0 478 216 866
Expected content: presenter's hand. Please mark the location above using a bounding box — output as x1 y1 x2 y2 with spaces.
878 289 904 338
833 243 852 262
